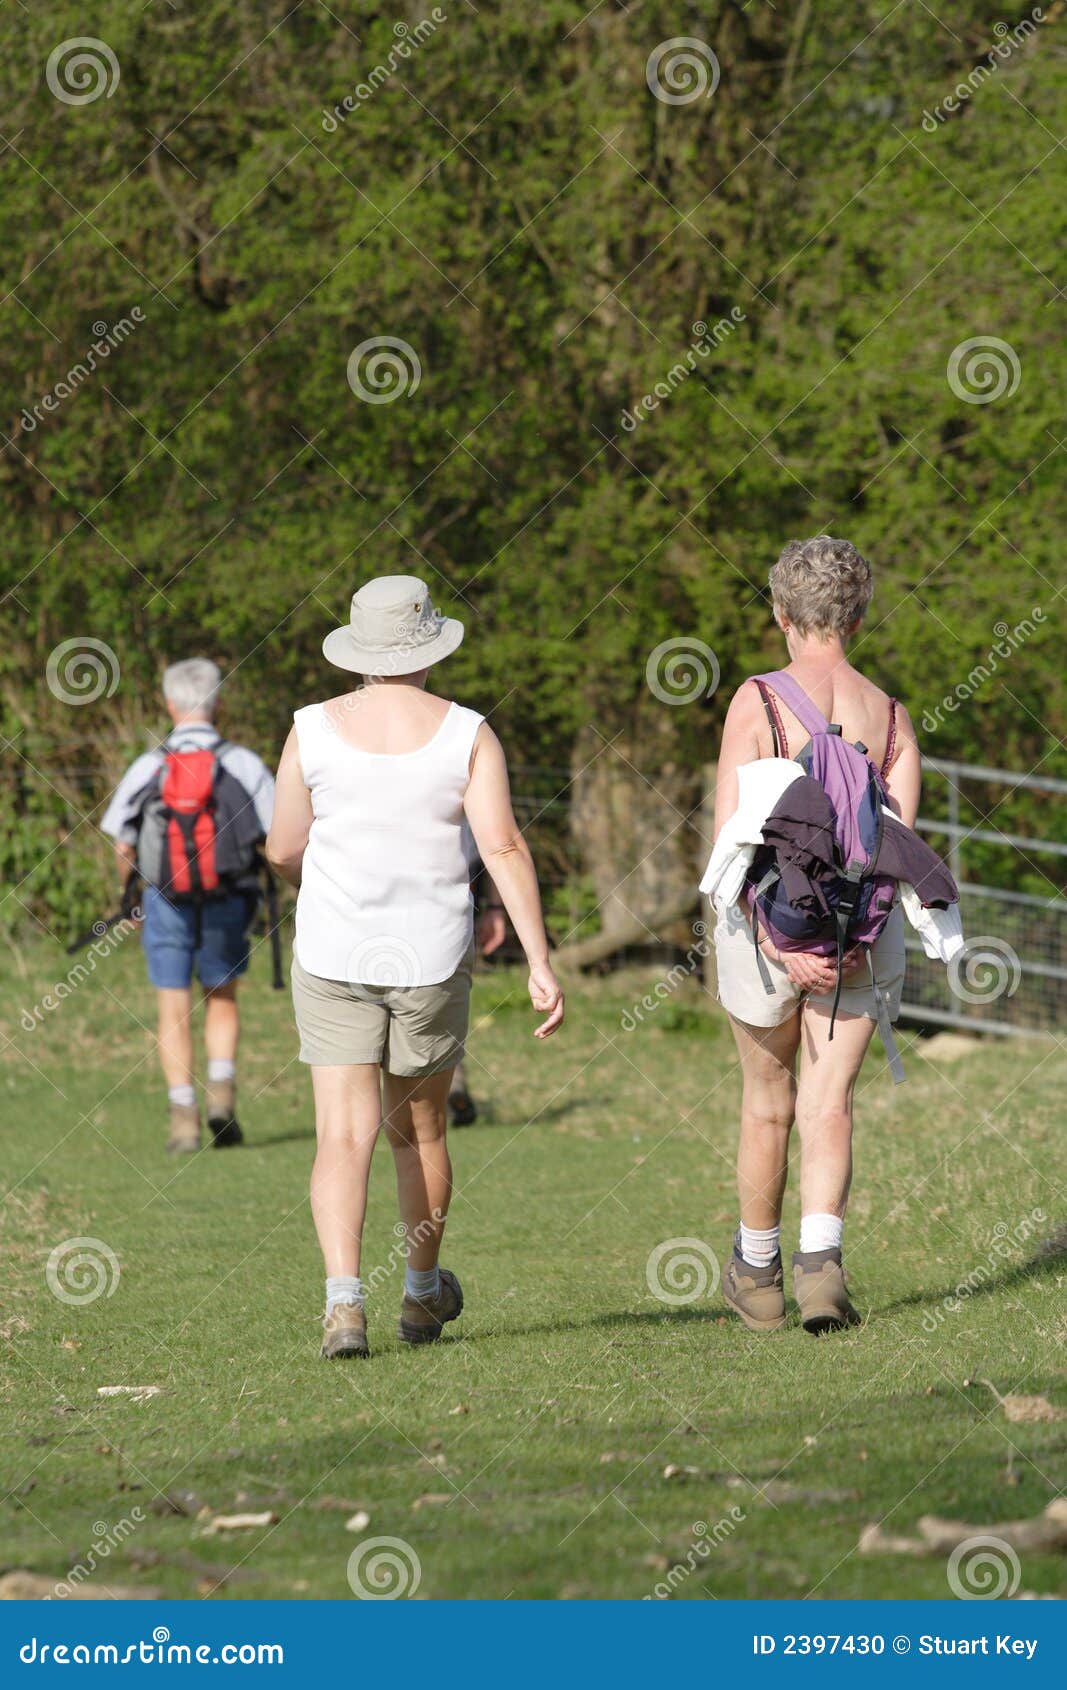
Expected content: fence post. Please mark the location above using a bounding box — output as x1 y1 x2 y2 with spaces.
947 773 962 884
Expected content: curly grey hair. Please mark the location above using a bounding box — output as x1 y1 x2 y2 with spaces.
769 535 873 637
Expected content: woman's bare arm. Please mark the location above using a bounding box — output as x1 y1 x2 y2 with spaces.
265 728 313 887
884 703 921 827
463 724 563 1038
713 682 766 840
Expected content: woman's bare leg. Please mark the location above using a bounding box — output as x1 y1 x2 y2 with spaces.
795 1006 877 1220
382 1068 454 1270
309 1064 382 1277
726 1013 801 1229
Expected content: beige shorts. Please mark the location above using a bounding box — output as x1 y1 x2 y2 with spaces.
713 902 906 1029
292 942 474 1075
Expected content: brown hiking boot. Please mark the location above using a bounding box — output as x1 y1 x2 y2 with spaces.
205 1078 243 1148
321 1301 369 1360
167 1101 201 1154
722 1236 787 1331
397 1268 463 1345
792 1247 861 1334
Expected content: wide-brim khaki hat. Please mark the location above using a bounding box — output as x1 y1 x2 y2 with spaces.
322 575 464 676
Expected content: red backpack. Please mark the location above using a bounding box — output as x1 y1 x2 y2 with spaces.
135 743 263 900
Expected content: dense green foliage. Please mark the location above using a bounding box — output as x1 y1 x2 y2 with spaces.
1 2 1063 929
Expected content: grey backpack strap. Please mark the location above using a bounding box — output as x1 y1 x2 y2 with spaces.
749 868 779 995
866 949 906 1084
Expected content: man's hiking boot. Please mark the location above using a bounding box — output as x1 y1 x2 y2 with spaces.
206 1078 243 1148
166 1101 201 1154
321 1301 369 1360
792 1247 861 1334
397 1268 464 1345
448 1087 478 1127
722 1235 787 1331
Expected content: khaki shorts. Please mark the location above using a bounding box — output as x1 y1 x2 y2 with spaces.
292 942 474 1075
713 902 906 1029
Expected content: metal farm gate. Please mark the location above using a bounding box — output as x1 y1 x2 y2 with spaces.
901 758 1067 1038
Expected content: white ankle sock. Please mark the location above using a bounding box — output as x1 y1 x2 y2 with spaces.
325 1275 364 1313
207 1059 236 1083
168 1084 196 1109
799 1213 844 1254
739 1224 780 1268
404 1265 441 1300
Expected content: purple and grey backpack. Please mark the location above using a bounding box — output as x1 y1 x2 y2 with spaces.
744 671 903 1077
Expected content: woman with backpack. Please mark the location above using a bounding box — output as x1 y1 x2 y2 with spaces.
711 536 924 1335
266 576 564 1359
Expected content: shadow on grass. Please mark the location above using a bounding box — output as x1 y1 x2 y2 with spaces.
874 1244 1066 1317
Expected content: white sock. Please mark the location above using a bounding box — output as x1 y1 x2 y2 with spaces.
325 1275 364 1313
799 1213 844 1254
168 1084 196 1109
404 1264 441 1300
739 1224 780 1268
207 1059 236 1082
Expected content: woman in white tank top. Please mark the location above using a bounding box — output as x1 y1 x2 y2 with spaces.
267 576 564 1360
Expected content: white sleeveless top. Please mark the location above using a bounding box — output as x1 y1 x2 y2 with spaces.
293 699 484 986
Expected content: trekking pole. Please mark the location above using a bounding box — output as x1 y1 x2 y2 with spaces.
263 863 284 990
65 871 143 955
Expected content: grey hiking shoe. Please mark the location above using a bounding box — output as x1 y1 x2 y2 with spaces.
321 1301 369 1360
792 1247 861 1334
397 1268 463 1345
167 1101 201 1154
723 1235 787 1331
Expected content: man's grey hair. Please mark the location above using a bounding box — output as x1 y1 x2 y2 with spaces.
162 657 221 718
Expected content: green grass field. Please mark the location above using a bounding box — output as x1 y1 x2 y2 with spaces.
2 932 1064 1601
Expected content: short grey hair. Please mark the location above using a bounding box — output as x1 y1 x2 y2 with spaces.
163 657 221 718
769 535 873 637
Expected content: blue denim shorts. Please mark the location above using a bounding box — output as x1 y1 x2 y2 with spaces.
141 886 256 990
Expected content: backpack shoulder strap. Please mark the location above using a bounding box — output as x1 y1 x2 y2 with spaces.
753 670 830 740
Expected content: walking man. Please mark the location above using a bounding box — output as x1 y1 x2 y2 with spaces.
100 658 275 1152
